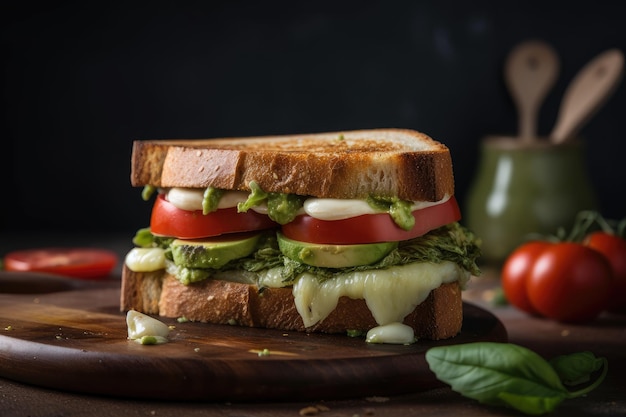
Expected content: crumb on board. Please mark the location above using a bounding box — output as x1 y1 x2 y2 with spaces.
365 396 389 403
299 404 330 415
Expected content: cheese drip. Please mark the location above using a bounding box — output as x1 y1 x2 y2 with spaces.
259 261 465 328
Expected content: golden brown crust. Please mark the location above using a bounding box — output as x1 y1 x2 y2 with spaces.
120 265 462 340
130 129 454 201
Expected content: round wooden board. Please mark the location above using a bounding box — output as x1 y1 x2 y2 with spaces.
0 272 507 401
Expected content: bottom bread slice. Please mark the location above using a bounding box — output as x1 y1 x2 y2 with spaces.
120 265 463 340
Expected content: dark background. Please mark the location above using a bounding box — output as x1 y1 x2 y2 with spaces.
2 1 625 235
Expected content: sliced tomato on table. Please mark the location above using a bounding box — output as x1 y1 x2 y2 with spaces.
3 248 119 279
281 196 461 244
150 194 278 239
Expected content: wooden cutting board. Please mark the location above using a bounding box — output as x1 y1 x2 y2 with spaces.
0 271 507 402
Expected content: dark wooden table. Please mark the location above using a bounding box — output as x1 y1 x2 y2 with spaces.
1 233 624 417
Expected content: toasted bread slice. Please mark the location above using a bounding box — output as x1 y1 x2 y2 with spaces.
120 265 462 340
130 128 454 201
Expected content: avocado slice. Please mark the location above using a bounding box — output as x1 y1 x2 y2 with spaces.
277 232 398 268
171 232 262 269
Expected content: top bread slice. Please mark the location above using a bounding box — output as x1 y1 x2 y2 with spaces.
130 128 454 201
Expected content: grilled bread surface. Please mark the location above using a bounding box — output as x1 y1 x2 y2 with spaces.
130 128 454 201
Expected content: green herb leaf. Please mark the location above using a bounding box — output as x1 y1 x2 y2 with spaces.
549 351 606 386
497 392 565 416
426 342 568 415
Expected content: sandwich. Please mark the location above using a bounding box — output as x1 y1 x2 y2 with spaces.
120 128 480 343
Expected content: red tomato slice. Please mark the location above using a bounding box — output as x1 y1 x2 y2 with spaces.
150 194 278 239
281 196 461 244
4 248 118 279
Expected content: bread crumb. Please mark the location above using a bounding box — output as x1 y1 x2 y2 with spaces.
299 406 319 415
298 404 330 415
561 329 570 337
365 396 389 403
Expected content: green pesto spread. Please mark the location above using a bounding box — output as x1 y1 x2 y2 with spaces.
142 185 156 201
237 181 304 225
202 186 224 214
366 196 415 231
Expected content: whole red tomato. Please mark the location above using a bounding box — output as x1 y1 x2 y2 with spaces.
584 231 626 313
526 243 612 322
501 241 552 315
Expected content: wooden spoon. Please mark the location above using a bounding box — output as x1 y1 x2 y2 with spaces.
505 40 560 142
551 48 624 144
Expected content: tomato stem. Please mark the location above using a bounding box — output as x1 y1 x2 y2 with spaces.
565 211 600 242
563 211 626 242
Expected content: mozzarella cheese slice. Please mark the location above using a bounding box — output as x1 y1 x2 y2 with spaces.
164 187 450 220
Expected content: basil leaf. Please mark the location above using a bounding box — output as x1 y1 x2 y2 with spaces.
549 351 605 386
498 392 565 416
426 342 568 415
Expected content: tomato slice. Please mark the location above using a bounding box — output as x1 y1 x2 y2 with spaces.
4 248 118 279
150 194 278 239
281 196 461 244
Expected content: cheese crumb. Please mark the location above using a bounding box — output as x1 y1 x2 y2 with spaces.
126 310 170 345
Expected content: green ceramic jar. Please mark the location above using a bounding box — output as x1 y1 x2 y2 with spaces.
465 136 597 264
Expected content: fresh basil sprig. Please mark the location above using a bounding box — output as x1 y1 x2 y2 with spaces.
549 351 606 386
426 342 608 415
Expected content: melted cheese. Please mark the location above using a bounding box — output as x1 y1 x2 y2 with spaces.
125 248 166 272
258 260 466 328
366 322 416 344
125 249 466 340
